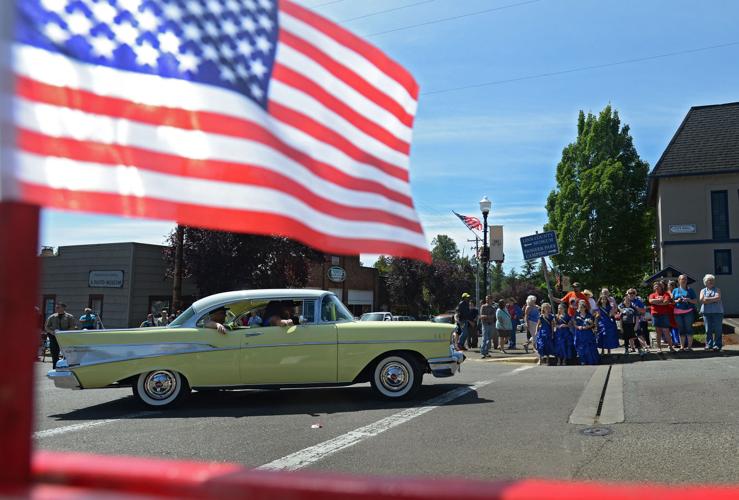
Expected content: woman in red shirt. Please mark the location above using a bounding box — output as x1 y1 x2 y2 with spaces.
649 281 676 353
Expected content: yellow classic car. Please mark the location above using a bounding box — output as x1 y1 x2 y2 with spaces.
48 290 464 408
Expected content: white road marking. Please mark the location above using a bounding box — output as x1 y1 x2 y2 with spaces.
34 412 154 439
509 365 534 374
258 366 532 471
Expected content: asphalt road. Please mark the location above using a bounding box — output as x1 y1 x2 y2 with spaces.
33 350 739 484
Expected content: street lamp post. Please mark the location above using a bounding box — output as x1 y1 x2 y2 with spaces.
479 196 491 299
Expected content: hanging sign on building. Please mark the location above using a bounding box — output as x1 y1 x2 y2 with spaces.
669 224 697 234
89 270 124 288
327 266 346 283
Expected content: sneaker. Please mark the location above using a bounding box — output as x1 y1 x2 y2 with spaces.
714 346 721 352
704 346 711 351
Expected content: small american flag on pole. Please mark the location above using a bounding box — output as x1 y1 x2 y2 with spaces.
452 211 482 231
7 0 428 261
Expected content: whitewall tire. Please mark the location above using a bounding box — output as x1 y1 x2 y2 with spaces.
370 355 421 399
132 370 190 408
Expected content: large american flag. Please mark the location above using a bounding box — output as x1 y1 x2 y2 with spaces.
9 0 428 261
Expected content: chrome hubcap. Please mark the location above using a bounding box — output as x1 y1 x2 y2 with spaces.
380 362 409 392
145 371 177 400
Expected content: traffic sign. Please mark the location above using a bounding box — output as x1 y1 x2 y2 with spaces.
520 231 559 260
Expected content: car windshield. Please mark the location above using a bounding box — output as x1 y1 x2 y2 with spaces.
360 313 386 321
321 294 354 323
167 307 195 328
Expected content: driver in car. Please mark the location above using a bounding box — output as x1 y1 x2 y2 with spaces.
204 306 229 334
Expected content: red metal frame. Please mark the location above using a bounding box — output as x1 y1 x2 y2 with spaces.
0 202 39 484
3 201 739 498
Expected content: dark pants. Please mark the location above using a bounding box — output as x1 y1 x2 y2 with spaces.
49 334 60 369
508 321 518 349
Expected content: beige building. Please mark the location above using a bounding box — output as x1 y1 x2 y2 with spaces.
649 102 739 315
39 243 198 328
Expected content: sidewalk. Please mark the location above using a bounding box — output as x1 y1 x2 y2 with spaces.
463 339 739 365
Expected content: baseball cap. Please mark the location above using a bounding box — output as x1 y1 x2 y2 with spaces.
461 292 470 298
572 282 581 288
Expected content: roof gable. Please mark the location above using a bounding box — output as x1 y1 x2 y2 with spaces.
651 102 739 178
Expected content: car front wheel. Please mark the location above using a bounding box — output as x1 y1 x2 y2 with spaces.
132 370 190 408
370 355 421 399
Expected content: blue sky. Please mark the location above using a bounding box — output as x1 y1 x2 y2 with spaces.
40 0 739 270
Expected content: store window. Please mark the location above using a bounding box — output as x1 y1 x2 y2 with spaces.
714 249 732 275
88 294 104 317
148 296 171 316
42 295 56 318
711 190 729 240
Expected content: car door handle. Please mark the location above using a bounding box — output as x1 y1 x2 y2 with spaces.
244 332 263 337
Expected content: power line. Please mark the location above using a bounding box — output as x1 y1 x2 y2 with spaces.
339 0 436 23
422 40 739 96
365 0 541 37
308 0 348 8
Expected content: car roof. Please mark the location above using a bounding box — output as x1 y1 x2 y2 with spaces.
190 289 329 314
363 311 391 315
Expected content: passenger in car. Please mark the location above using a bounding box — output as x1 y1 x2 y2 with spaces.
262 301 294 327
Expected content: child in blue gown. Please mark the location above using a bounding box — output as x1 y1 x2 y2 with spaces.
535 303 555 365
554 303 576 365
596 295 621 355
574 300 600 365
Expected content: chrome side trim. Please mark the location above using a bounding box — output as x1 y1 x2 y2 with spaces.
243 341 336 349
338 339 441 345
47 369 81 389
62 342 239 368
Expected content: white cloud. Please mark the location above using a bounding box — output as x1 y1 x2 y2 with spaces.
412 112 574 144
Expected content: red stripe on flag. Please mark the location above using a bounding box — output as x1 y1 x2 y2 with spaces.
15 76 412 205
267 100 408 180
16 129 424 233
18 183 432 262
272 63 410 155
281 0 419 101
278 30 415 128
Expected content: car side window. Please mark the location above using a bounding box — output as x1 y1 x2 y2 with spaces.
301 300 316 324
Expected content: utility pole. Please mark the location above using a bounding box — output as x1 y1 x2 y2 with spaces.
172 225 184 312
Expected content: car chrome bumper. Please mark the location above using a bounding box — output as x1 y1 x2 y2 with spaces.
47 363 81 390
428 347 465 378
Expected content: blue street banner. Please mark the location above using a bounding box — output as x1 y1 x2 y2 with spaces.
520 231 559 260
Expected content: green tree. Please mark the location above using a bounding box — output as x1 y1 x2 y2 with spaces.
490 261 504 293
165 227 321 296
545 105 652 290
430 234 460 264
385 258 429 317
373 255 392 276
